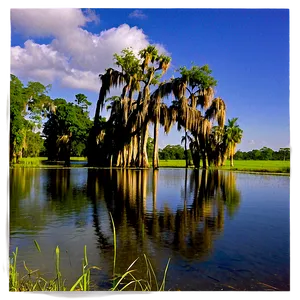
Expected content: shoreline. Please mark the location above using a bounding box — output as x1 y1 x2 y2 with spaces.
9 164 290 176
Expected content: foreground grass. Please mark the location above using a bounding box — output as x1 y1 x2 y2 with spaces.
9 214 170 292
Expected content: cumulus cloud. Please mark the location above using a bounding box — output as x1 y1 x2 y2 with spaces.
10 9 167 92
129 10 147 19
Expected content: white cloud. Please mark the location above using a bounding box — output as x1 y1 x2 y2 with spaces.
10 9 167 92
129 10 147 19
248 139 255 145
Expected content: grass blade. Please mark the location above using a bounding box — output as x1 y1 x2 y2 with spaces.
119 280 137 291
70 275 85 291
159 258 171 291
34 240 41 253
111 270 136 291
109 212 117 288
126 257 139 271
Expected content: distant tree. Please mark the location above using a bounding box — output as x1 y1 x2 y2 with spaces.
10 74 52 163
43 96 93 164
233 147 290 161
224 118 243 167
22 131 45 157
147 137 154 161
158 144 185 160
278 148 290 161
259 147 274 160
233 150 245 160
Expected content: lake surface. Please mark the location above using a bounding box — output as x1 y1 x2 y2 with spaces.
9 168 290 291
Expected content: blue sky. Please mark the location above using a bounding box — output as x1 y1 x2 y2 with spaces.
10 8 290 151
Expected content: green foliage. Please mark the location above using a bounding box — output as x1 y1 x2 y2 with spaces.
22 131 45 157
234 147 290 161
10 74 52 163
159 144 186 160
43 97 93 161
178 64 217 90
113 48 141 76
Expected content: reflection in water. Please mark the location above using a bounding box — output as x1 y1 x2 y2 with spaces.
10 167 289 291
87 168 241 275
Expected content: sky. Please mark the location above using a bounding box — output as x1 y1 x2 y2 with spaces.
10 8 290 151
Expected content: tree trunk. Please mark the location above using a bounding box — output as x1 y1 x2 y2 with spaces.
230 147 234 167
136 133 141 167
221 153 227 166
131 134 138 166
230 154 234 167
153 117 159 169
184 130 188 168
94 86 105 126
87 126 99 166
202 151 207 169
127 142 133 167
122 147 127 168
116 151 122 167
141 125 149 168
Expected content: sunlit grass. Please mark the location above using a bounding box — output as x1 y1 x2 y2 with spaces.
9 215 171 292
12 157 289 173
154 160 289 173
11 157 87 167
219 160 290 173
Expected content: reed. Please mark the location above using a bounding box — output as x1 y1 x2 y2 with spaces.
9 215 171 292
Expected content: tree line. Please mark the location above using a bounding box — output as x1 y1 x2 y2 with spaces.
148 142 289 161
10 45 244 168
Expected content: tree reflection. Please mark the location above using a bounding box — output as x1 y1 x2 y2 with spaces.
10 168 90 235
87 168 241 274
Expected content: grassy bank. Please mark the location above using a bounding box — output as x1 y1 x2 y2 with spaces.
11 157 290 174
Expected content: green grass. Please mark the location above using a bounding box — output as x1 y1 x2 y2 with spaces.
11 157 87 168
220 160 290 174
12 157 290 174
9 215 171 292
155 159 289 174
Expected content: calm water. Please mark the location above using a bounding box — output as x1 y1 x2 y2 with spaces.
9 168 290 291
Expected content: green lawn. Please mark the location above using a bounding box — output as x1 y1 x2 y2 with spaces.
156 159 290 174
219 160 290 173
13 157 290 173
12 157 87 167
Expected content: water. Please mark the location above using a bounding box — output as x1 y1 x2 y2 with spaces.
9 168 290 291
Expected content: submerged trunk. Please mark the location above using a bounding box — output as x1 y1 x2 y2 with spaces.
153 118 159 169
